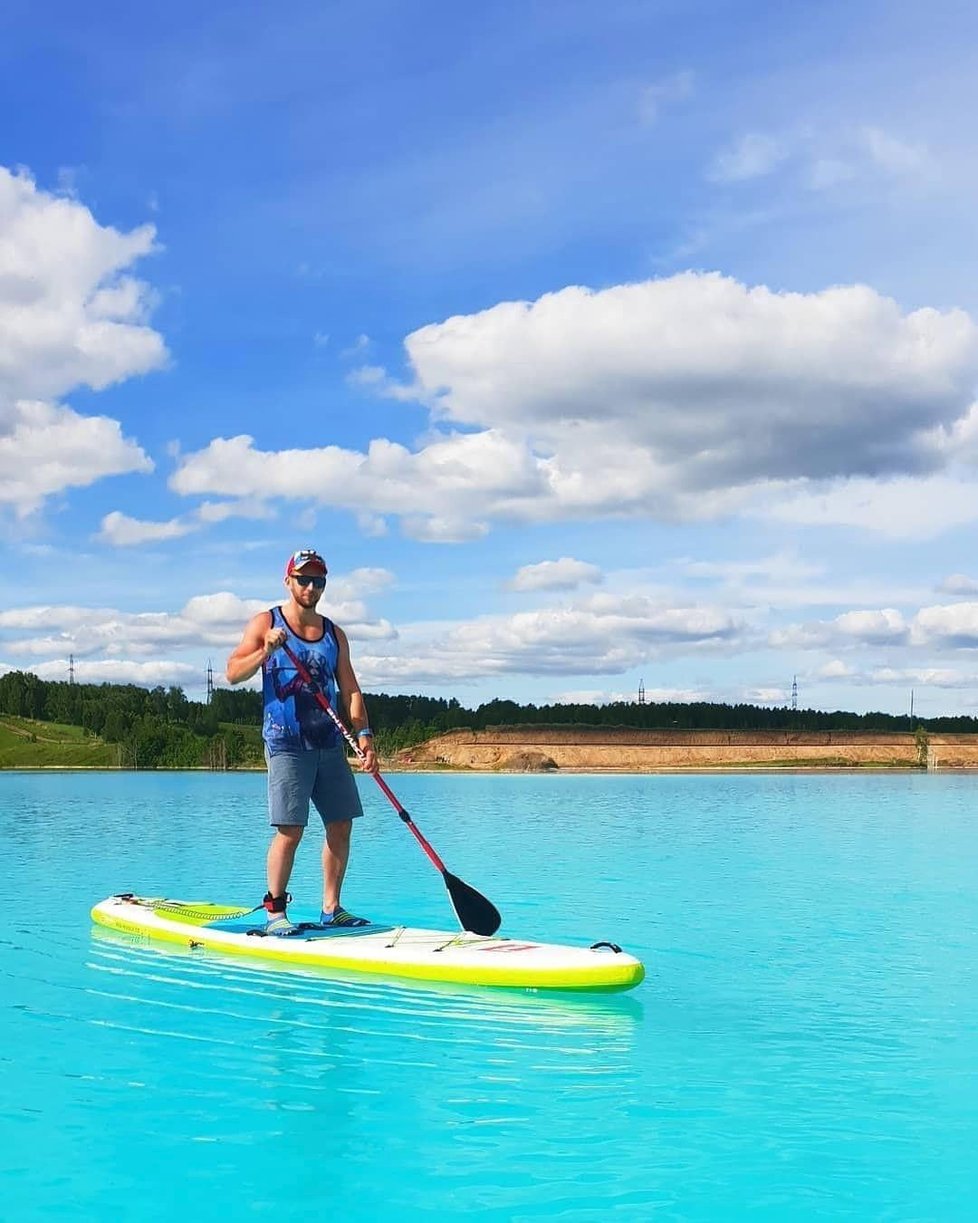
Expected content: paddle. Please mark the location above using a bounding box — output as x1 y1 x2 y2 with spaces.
278 641 502 937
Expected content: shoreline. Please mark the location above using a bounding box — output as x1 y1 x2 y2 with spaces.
1 763 970 775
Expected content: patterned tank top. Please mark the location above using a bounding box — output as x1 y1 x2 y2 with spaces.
261 607 341 754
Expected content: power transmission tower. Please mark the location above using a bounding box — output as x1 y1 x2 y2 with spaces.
69 653 75 685
791 675 798 711
638 679 646 705
206 660 214 704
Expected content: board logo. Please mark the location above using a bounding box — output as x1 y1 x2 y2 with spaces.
477 943 539 953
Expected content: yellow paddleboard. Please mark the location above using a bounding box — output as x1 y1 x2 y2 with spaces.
91 893 645 992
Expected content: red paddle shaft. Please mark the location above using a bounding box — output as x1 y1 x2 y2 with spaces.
279 642 447 873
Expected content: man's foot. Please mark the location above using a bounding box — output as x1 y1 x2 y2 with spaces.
265 914 300 936
320 906 370 927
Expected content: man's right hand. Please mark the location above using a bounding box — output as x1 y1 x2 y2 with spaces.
262 627 287 659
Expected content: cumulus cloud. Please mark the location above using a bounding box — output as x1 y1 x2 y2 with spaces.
770 609 909 651
755 472 978 540
937 574 978 596
171 429 541 532
97 499 274 545
0 578 397 663
817 660 856 680
508 557 603 592
816 660 978 689
742 686 789 705
912 602 978 649
98 510 195 546
353 594 745 686
770 600 978 655
29 658 200 686
171 272 978 540
0 167 164 513
1 402 152 515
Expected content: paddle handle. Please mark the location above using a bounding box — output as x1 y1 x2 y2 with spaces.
278 642 448 874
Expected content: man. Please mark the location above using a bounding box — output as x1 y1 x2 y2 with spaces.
226 548 378 935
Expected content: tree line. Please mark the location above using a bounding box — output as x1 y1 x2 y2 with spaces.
1 668 974 769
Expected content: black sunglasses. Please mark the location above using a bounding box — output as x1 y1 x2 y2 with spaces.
293 575 326 589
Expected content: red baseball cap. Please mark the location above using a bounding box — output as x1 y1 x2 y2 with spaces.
285 548 328 578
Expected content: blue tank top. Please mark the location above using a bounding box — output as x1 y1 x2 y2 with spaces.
261 607 342 754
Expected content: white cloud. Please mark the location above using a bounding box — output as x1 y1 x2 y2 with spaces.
708 133 788 182
171 429 536 536
195 499 274 524
816 660 978 690
712 125 934 195
0 167 165 403
0 167 164 513
742 686 789 705
859 126 930 177
341 334 371 358
508 557 603 592
354 594 745 686
771 608 909 651
869 666 976 688
331 567 395 597
29 658 199 686
357 512 389 537
938 574 978 596
770 600 978 656
755 472 978 540
0 580 397 666
171 273 978 540
402 515 490 543
98 510 194 546
912 602 978 648
639 71 694 126
97 499 274 546
1 402 152 516
835 609 909 644
817 660 856 680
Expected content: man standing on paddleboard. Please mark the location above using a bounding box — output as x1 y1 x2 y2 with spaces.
226 549 378 935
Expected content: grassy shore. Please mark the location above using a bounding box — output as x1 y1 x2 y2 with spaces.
0 716 117 768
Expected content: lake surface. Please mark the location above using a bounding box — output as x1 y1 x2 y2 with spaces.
3 769 978 1220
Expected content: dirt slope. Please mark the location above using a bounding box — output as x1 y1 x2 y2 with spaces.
397 727 969 770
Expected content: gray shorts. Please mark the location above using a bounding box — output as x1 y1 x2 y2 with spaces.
265 745 364 827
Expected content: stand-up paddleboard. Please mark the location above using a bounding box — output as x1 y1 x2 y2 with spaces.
91 894 645 992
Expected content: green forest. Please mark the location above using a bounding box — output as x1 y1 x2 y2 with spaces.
1 668 975 770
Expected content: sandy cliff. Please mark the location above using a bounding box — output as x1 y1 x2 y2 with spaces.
397 727 978 770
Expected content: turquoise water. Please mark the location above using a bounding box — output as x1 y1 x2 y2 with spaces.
3 769 978 1220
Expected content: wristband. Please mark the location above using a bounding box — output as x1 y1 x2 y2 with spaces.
355 728 373 740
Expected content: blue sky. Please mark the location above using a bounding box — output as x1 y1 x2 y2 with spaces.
4 0 978 717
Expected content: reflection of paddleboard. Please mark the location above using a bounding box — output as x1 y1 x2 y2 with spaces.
91 894 645 992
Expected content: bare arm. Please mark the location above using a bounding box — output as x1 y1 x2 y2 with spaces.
226 611 283 685
334 624 378 773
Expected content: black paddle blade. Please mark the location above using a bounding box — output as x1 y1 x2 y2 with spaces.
444 871 501 936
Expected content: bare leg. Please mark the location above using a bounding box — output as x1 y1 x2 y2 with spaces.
267 826 304 900
322 819 353 913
